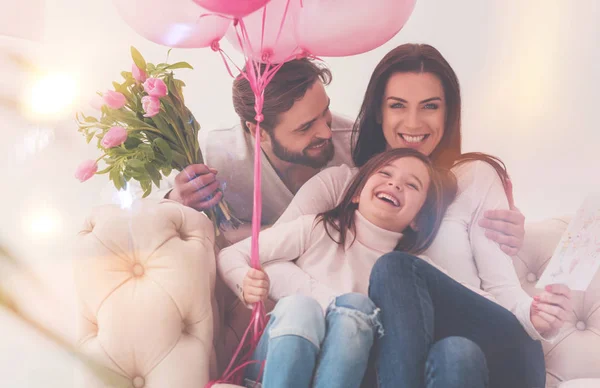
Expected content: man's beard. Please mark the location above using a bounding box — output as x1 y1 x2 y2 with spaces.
270 135 335 169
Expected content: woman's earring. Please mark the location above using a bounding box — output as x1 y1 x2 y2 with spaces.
410 221 419 231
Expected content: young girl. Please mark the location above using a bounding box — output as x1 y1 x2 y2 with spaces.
217 148 456 388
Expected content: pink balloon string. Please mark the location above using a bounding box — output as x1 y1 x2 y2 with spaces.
259 4 268 53
213 43 241 79
206 15 296 387
274 0 292 47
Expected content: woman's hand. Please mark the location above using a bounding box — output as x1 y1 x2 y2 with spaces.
530 284 572 338
479 208 526 256
242 268 270 304
479 179 525 256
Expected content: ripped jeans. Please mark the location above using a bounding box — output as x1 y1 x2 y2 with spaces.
244 293 382 388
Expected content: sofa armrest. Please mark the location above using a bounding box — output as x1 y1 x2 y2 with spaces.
73 199 219 388
514 218 600 386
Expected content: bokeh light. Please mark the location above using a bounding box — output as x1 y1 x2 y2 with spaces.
24 72 78 119
22 203 63 238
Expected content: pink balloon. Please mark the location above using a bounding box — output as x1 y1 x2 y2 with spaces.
193 0 272 18
296 0 416 57
225 0 301 64
113 0 231 48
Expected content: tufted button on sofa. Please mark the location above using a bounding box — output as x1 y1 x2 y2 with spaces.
74 202 600 387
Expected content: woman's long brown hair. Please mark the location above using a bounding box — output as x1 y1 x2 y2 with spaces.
316 148 457 255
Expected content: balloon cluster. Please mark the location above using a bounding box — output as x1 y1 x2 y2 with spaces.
114 0 416 64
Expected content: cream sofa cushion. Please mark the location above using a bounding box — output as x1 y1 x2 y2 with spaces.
74 199 218 388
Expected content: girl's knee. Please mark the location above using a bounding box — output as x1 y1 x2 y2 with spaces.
270 295 325 346
327 293 383 338
274 295 324 322
333 292 377 315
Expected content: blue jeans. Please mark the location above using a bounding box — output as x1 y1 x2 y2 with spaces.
367 252 546 388
245 293 382 388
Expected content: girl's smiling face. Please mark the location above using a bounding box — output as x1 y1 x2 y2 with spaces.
356 156 431 233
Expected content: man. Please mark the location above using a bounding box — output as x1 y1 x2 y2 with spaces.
158 58 353 240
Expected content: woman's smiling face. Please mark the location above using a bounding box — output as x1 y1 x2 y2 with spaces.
380 72 446 157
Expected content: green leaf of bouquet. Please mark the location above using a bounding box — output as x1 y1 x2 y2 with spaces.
149 114 177 143
96 165 113 175
110 109 150 129
86 132 95 144
165 62 193 70
162 93 184 121
173 79 187 90
165 78 187 111
140 180 152 197
145 163 162 188
109 146 130 156
171 86 187 108
161 166 172 176
109 167 117 182
124 137 143 150
164 75 178 95
112 81 122 92
131 46 147 71
150 159 165 169
84 116 98 123
123 77 136 89
153 138 172 165
171 151 187 170
127 169 145 181
140 143 155 160
127 159 146 172
121 71 133 80
109 168 124 190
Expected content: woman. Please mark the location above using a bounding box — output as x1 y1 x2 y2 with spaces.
265 44 572 388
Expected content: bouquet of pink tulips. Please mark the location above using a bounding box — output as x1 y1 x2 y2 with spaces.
76 46 239 232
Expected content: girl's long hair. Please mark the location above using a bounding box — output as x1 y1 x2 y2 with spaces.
316 148 457 255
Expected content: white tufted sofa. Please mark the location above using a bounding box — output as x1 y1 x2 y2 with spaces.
73 199 600 388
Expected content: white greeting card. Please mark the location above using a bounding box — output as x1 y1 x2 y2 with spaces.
536 194 600 291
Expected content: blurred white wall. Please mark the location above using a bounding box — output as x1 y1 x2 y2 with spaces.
0 0 598 386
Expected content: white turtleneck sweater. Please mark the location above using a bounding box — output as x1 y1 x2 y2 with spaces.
217 211 403 310
267 160 547 341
